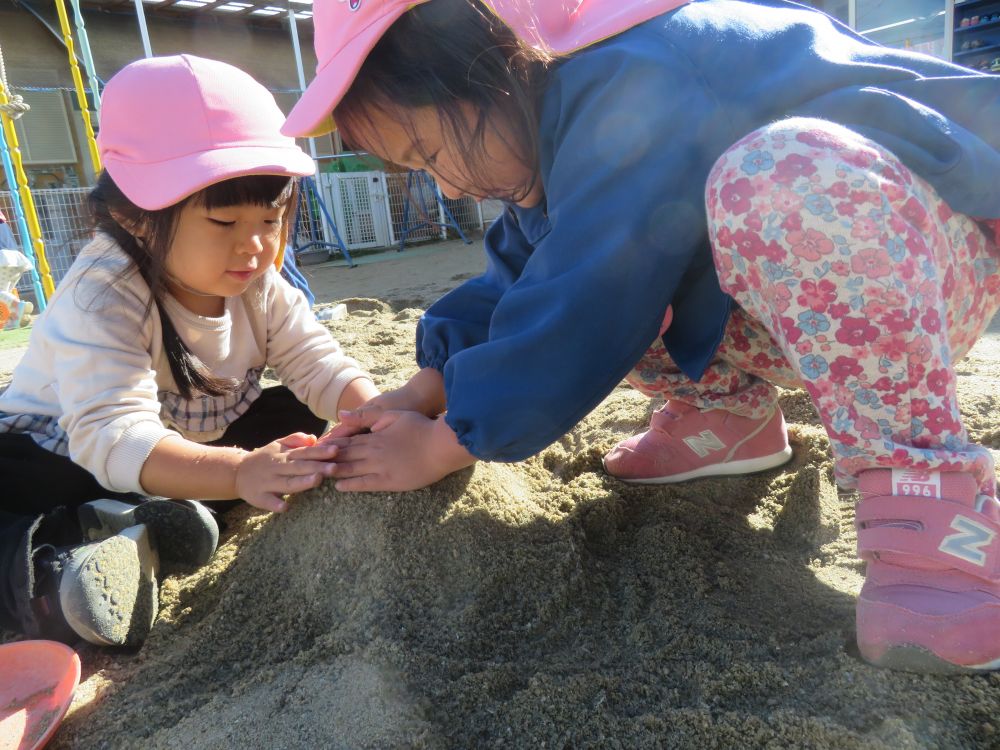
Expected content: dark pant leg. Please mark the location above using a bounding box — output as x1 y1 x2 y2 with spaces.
0 433 136 516
0 511 34 632
0 506 80 636
208 385 327 451
0 434 131 634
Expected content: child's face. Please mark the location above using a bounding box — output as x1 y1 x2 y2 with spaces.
164 198 286 315
359 104 543 208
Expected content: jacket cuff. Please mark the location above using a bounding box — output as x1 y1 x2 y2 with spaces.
416 352 447 372
106 420 175 493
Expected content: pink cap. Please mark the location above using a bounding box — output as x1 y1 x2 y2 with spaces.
98 55 315 210
282 0 691 138
282 0 432 138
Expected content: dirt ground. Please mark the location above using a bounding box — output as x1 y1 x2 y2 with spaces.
4 239 1000 749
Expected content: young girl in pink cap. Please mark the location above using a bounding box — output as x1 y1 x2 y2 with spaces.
0 55 378 648
284 0 1000 674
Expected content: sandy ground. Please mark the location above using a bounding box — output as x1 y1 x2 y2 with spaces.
4 238 1000 749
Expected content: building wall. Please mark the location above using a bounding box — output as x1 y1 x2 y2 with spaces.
0 3 332 189
0 4 316 92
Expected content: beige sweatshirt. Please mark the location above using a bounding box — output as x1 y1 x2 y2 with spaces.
0 234 369 493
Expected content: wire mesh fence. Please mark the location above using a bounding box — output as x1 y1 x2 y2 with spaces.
1 188 92 305
294 183 328 251
1 167 501 305
312 169 492 255
479 199 506 226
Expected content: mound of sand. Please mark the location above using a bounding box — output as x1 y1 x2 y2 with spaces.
18 297 1000 748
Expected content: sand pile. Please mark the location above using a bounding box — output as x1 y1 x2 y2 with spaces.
14 298 1000 748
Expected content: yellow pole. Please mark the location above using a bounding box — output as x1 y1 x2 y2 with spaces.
0 90 55 300
55 0 101 174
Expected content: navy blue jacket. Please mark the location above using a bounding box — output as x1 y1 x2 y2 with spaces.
417 0 1000 461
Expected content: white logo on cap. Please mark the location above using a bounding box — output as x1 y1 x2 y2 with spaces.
338 0 362 10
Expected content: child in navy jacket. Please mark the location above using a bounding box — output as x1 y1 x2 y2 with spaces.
284 0 1000 673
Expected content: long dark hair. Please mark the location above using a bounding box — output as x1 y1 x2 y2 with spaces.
334 0 554 203
87 171 298 399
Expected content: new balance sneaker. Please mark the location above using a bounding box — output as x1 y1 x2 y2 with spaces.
603 400 792 483
78 498 218 576
855 469 1000 673
34 525 159 647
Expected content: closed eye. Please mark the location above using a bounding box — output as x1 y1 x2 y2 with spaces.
208 218 235 227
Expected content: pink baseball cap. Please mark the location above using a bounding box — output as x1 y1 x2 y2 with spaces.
282 0 432 138
281 0 691 139
98 55 315 210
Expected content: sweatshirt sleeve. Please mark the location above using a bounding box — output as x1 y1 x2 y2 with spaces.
438 37 736 462
51 261 178 493
417 208 534 371
263 270 370 421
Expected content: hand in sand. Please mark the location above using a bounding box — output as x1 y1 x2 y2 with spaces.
236 432 341 512
325 410 475 492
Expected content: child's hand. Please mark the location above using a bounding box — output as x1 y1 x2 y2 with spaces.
322 380 438 440
321 399 390 441
235 432 341 512
327 411 474 492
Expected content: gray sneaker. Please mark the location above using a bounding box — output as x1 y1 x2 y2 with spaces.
56 525 159 647
78 498 219 575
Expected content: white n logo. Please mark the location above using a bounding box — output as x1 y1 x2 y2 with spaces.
683 430 726 458
938 515 996 567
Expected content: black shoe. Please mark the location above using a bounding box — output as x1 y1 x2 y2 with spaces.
78 498 219 575
36 525 159 647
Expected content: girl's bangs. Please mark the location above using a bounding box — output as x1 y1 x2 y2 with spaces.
196 174 296 210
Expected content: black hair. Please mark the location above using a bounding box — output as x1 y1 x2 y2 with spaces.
334 0 554 203
87 171 298 399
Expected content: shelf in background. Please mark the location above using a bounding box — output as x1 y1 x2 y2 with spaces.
954 41 1000 57
956 0 1000 14
955 19 1000 33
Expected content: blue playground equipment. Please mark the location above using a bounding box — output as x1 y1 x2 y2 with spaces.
396 170 472 252
292 174 354 268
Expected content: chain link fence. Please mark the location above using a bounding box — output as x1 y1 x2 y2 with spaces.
1 187 91 304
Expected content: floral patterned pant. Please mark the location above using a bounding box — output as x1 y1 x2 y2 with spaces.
627 118 1000 494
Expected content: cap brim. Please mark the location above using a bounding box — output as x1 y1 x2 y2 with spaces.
281 6 411 138
104 145 316 211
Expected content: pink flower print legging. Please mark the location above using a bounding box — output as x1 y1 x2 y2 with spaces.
627 117 1000 495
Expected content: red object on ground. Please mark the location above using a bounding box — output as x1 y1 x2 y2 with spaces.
0 641 80 750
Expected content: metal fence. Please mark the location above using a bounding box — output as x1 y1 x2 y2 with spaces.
1 187 92 304
311 169 495 257
1 169 504 305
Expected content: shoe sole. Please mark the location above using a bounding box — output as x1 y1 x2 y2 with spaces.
58 525 158 647
79 498 219 574
861 644 1000 675
608 446 793 485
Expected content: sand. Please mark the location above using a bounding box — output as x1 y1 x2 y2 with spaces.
4 240 1000 749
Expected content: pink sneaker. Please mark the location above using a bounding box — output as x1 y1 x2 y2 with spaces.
856 469 1000 673
603 401 792 483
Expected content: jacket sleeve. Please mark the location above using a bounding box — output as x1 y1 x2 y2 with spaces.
51 259 177 493
438 37 737 462
416 208 533 371
263 270 370 421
